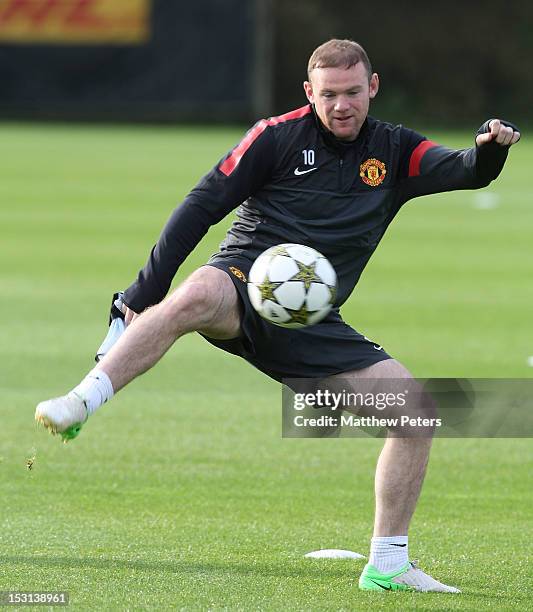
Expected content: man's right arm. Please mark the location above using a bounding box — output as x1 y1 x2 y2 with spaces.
398 119 520 204
122 122 276 313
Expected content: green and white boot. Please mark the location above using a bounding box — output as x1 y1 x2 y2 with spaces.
35 392 88 442
359 561 460 593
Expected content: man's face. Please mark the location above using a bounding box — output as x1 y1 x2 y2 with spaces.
304 63 379 141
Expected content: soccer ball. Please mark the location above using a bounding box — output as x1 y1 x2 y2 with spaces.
247 243 337 328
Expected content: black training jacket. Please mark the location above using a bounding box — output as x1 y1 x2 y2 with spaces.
123 105 515 312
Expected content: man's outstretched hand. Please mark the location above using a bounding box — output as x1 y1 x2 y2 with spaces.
476 119 520 147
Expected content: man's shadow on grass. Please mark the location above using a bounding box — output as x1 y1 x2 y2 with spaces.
0 554 357 579
2 555 525 601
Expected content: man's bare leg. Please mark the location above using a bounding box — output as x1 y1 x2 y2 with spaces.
329 360 457 591
35 266 241 435
363 360 432 538
330 358 432 537
99 266 241 392
373 434 432 536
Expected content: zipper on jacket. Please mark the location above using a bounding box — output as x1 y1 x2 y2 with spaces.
338 156 344 190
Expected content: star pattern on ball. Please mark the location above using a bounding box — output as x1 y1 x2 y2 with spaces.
258 278 282 302
290 260 322 290
287 303 308 326
270 245 290 257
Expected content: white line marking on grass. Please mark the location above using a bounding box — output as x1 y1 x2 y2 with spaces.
304 549 365 559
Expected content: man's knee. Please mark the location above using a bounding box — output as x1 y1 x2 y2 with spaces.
329 358 437 436
169 281 213 324
159 266 240 337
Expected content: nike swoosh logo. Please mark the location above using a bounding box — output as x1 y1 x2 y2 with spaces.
370 579 392 590
390 543 406 547
294 167 318 176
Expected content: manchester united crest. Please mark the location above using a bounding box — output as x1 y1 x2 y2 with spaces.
360 158 387 187
229 266 247 282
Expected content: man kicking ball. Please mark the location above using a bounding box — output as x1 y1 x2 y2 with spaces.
35 39 520 593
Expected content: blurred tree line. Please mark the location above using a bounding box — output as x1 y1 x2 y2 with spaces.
272 0 532 126
0 0 529 126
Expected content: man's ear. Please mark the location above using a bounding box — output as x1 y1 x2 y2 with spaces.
369 73 379 99
303 80 314 104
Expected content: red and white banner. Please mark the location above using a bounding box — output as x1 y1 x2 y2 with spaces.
0 0 151 44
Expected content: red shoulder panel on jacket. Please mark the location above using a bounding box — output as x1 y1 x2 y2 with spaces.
219 105 312 177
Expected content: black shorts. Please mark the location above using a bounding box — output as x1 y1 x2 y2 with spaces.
202 255 392 382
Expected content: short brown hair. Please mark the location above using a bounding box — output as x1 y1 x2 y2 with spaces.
307 39 373 82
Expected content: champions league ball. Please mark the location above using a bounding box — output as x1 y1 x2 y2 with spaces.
247 243 337 328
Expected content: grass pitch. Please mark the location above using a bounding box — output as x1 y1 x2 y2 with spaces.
1 122 532 610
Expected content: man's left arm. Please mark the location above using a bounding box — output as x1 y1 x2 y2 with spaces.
399 119 520 202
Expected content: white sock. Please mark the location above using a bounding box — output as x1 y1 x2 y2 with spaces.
368 535 408 574
71 368 114 414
